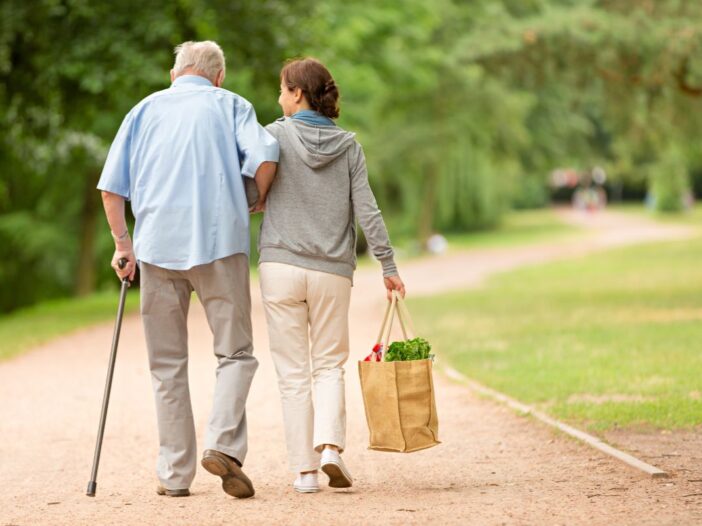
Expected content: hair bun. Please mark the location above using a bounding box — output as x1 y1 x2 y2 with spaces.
324 80 336 94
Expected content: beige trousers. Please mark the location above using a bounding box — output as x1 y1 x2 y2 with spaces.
140 253 258 489
259 262 352 473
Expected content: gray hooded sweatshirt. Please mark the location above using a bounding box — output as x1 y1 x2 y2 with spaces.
258 117 397 280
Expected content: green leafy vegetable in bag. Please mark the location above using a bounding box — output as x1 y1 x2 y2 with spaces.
384 337 432 362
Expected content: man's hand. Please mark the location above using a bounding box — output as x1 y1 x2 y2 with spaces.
384 275 406 301
111 237 137 281
101 191 137 281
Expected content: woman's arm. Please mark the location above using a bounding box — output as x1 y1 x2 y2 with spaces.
349 144 406 299
250 161 277 213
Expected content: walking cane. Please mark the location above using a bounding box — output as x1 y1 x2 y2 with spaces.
86 258 130 497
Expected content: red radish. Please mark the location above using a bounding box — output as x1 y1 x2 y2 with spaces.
364 343 383 362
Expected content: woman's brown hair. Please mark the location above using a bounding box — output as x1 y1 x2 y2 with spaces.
281 58 340 119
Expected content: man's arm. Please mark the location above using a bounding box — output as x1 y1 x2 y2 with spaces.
249 161 277 213
97 109 135 280
101 191 137 281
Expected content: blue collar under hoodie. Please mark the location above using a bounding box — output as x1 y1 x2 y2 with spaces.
290 109 336 127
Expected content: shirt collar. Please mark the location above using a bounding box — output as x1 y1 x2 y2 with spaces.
171 74 213 87
290 109 335 127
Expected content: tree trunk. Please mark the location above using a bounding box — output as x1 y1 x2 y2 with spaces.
75 171 100 296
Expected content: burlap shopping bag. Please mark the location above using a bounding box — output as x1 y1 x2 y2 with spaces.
358 293 440 452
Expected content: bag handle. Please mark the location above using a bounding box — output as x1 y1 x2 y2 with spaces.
382 293 415 349
382 294 398 349
393 291 417 338
375 298 394 346
374 291 416 350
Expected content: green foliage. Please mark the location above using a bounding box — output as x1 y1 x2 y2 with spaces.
384 337 432 362
0 0 309 312
649 147 690 212
511 175 551 209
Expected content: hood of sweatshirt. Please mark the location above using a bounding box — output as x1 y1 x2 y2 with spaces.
282 118 357 169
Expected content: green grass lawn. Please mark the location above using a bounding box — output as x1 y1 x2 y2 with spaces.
410 235 702 431
610 202 702 225
0 289 140 361
356 208 578 270
388 208 579 262
443 208 578 251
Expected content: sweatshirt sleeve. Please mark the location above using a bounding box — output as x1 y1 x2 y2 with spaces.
349 143 398 277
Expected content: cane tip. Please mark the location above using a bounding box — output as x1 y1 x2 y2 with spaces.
86 481 97 497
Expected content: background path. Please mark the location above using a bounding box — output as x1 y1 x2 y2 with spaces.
1 209 700 525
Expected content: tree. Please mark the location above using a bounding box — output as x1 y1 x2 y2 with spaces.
0 0 311 311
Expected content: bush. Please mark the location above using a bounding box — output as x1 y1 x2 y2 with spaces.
511 175 549 209
649 148 690 213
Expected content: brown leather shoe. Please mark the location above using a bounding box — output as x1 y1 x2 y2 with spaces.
201 449 255 499
156 485 190 497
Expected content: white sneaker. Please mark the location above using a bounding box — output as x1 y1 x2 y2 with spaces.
321 449 353 488
293 472 320 493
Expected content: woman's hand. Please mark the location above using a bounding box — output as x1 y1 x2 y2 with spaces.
384 275 406 300
249 200 266 214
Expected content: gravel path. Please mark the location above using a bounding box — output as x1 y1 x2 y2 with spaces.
1 209 700 525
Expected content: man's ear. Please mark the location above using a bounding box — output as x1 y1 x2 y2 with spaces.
294 87 304 103
170 69 176 82
215 70 225 88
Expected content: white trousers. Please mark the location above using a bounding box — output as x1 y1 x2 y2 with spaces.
259 262 352 473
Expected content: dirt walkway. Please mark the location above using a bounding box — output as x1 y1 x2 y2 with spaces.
1 209 700 525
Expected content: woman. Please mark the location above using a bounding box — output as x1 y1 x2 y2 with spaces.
258 58 405 493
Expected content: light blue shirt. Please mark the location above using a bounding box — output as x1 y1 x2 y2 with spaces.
97 75 279 270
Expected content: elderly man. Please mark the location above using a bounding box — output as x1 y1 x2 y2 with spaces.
97 41 278 499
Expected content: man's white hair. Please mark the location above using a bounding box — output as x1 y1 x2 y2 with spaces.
173 41 225 81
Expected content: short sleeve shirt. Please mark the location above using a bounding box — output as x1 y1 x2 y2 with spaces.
97 75 279 269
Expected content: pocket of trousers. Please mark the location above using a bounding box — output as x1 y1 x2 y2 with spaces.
140 281 163 316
